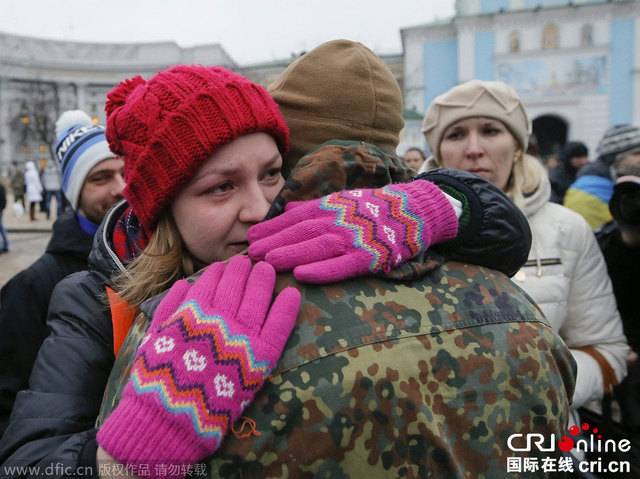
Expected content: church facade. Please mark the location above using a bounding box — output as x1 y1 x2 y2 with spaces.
401 0 640 159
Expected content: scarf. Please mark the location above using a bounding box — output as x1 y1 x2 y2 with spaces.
112 206 151 264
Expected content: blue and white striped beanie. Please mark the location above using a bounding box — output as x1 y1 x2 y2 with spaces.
54 110 114 210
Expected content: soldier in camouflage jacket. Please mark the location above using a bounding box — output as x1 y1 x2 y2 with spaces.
1 40 565 478
98 39 575 478
99 140 577 478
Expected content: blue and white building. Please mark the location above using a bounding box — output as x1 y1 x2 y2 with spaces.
401 0 640 158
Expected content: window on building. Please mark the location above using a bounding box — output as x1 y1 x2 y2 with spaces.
542 23 559 50
581 24 593 46
510 31 520 52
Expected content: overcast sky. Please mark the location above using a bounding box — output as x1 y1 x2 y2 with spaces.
0 0 455 65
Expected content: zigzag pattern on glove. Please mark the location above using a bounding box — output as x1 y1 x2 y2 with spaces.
319 185 425 271
128 300 273 441
158 300 272 385
128 359 230 443
376 186 425 255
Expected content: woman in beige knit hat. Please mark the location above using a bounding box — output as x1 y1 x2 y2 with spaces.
423 79 629 441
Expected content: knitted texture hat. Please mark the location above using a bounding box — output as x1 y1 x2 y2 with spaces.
105 65 289 231
268 39 404 176
54 110 113 210
423 79 531 161
596 124 640 166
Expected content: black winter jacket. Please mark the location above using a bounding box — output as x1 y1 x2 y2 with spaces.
0 184 6 211
0 169 531 477
0 210 94 436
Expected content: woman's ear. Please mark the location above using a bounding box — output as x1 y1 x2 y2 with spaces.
514 143 524 162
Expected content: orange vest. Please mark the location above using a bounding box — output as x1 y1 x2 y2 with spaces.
105 286 138 357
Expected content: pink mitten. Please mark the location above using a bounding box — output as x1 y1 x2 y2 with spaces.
248 180 459 283
97 256 301 476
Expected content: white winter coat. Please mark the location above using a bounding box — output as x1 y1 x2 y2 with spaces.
513 177 628 409
24 161 43 203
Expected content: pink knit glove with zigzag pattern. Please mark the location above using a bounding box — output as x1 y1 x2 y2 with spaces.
248 180 459 283
97 256 301 477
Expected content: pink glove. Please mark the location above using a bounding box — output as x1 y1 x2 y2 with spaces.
97 255 301 477
248 180 459 283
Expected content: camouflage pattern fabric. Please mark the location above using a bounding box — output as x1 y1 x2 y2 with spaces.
263 140 416 221
209 264 575 479
97 310 150 425
98 141 576 478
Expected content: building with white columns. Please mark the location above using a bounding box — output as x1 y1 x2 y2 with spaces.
0 32 404 171
0 33 236 169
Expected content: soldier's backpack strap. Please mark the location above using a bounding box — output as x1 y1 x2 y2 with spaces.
105 285 138 357
574 345 619 393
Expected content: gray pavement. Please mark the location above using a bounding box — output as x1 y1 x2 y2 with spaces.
1 196 57 288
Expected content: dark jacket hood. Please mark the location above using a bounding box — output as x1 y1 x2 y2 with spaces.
559 142 587 170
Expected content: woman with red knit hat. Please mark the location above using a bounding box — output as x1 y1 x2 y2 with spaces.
0 63 468 478
0 65 305 478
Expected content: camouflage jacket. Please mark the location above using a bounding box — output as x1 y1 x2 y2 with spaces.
98 142 576 478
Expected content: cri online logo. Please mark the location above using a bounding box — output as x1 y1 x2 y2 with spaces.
559 423 597 452
508 422 631 454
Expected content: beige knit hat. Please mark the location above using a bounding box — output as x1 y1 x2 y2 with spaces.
422 79 531 161
268 39 404 176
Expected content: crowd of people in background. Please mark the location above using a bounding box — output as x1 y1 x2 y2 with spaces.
0 38 637 478
2 158 66 224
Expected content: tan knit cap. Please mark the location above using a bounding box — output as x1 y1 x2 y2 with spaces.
422 79 531 161
268 39 404 176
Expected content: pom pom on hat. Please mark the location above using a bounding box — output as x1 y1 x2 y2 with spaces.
55 110 93 138
54 110 114 210
106 65 289 231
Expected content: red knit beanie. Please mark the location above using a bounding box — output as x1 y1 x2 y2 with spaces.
105 65 289 231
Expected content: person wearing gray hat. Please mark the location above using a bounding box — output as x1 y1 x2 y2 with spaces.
423 79 629 447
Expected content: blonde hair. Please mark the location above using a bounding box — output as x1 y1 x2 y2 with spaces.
504 152 547 212
111 211 197 309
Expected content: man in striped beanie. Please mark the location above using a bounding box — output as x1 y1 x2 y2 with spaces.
0 110 125 435
55 110 125 227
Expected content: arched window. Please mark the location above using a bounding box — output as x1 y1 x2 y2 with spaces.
542 23 559 50
510 31 520 52
581 24 593 46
